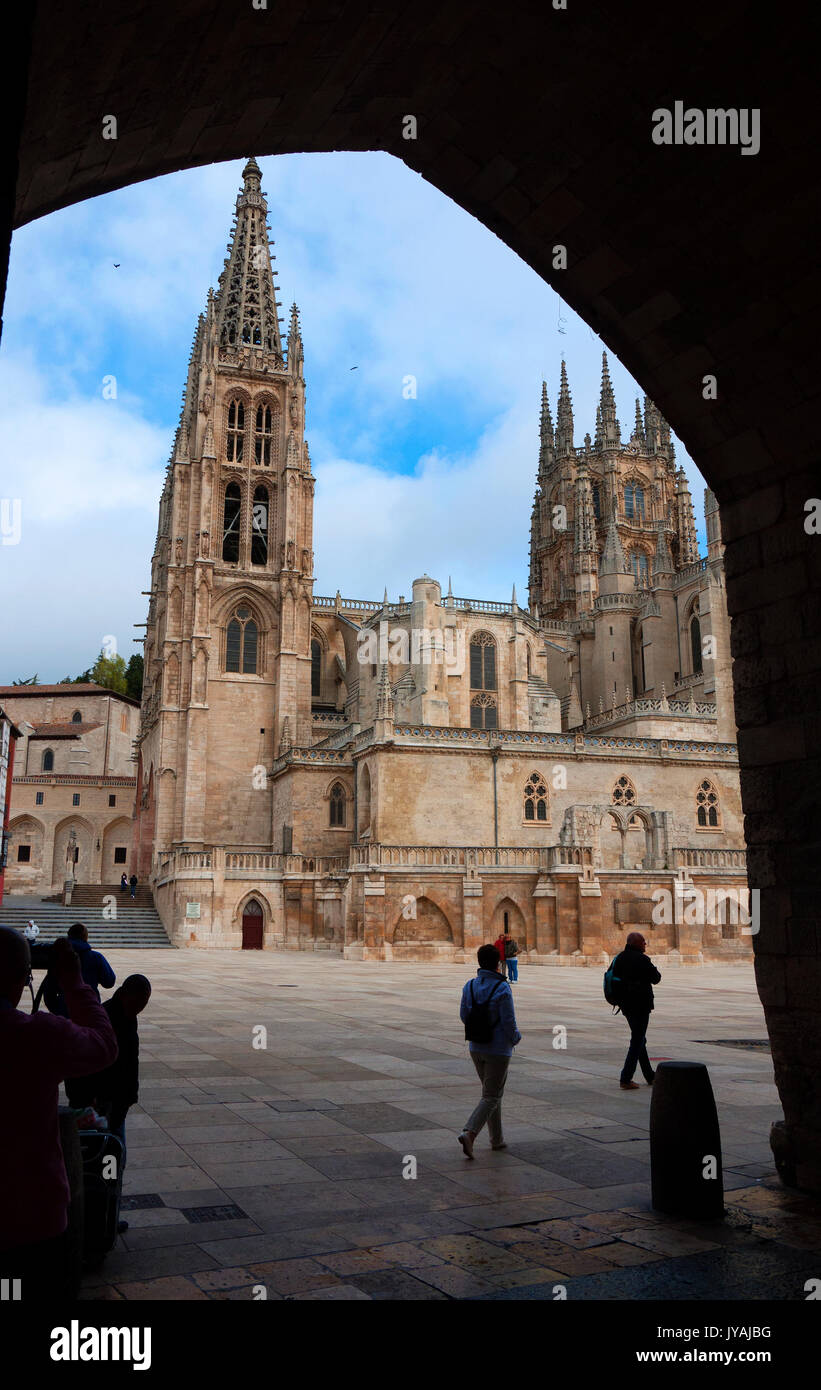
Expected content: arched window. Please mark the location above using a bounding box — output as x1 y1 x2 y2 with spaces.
311 639 321 699
696 779 721 828
691 613 703 674
222 482 242 562
255 404 273 465
612 774 637 806
470 632 496 691
625 482 645 522
251 486 269 566
359 764 371 836
523 772 549 822
329 782 346 827
592 484 601 520
226 400 245 463
71 710 82 723
42 748 54 772
630 552 649 584
225 606 259 675
470 693 498 730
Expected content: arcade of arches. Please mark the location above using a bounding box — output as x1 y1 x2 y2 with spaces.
6 2 820 1188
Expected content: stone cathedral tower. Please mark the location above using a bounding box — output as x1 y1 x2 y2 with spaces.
133 158 315 873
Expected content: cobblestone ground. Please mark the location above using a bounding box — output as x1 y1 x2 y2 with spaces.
71 951 820 1301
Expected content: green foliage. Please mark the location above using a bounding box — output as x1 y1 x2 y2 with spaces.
90 650 128 695
125 654 144 701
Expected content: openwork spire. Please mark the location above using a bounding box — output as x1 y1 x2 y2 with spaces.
574 456 597 574
599 514 629 576
675 468 700 565
631 398 645 445
555 360 574 456
538 381 555 472
598 352 621 447
644 396 662 452
215 157 284 360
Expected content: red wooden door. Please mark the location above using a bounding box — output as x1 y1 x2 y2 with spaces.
241 900 264 949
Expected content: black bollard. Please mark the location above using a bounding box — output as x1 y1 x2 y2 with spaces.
59 1107 84 1298
650 1061 724 1219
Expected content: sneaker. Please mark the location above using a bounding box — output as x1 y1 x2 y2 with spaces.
619 1081 640 1091
458 1130 475 1159
491 1142 508 1151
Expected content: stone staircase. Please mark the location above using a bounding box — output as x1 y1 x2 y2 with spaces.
0 886 174 948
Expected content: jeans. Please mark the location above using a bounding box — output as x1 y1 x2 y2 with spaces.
506 957 518 982
620 1009 655 1084
464 1053 510 1146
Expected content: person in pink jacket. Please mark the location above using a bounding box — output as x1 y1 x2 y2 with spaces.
0 927 118 1297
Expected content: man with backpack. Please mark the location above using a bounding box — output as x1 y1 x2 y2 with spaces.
607 931 661 1090
457 943 522 1158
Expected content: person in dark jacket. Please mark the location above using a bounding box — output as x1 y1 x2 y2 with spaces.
43 923 116 1018
457 944 521 1158
129 873 138 899
614 931 662 1089
68 976 151 1170
120 873 128 893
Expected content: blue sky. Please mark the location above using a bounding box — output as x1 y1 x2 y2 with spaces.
0 151 708 682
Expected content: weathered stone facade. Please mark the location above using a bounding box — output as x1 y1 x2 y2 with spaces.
135 159 749 965
0 684 140 892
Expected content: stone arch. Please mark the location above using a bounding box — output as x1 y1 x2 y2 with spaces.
235 892 268 950
324 776 350 829
101 816 133 884
489 894 528 941
164 649 180 705
11 14 821 1186
51 815 94 886
392 895 453 947
8 814 45 880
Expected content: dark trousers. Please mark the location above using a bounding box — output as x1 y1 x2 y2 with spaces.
621 1008 655 1083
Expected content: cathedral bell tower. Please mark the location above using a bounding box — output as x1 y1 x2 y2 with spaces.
134 158 315 863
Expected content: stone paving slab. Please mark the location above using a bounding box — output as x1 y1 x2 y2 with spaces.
63 949 820 1301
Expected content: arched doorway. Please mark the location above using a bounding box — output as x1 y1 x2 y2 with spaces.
241 898 264 950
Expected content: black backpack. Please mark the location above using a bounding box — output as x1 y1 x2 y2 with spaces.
464 977 505 1043
603 956 626 1012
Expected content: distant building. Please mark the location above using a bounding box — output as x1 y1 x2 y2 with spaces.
0 708 21 906
0 684 140 894
131 158 749 963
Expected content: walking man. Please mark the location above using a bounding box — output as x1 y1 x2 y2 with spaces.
129 873 138 900
458 943 521 1158
613 931 661 1090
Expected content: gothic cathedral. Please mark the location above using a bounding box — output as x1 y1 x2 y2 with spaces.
133 158 750 965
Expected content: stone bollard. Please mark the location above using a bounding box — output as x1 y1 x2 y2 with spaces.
59 1107 84 1298
650 1061 724 1219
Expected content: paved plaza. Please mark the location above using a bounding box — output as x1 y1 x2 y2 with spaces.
71 952 821 1301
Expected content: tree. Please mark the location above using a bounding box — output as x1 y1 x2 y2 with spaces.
90 650 128 696
12 674 39 685
125 654 144 701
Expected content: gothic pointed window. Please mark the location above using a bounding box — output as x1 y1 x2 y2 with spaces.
631 552 649 584
225 606 259 675
311 639 321 699
226 400 245 463
251 486 269 566
592 484 601 520
255 404 273 466
625 482 645 522
71 710 82 723
691 613 703 675
696 778 720 828
523 771 549 823
470 693 498 730
222 482 242 563
329 781 345 828
470 632 496 691
42 748 54 772
612 774 637 806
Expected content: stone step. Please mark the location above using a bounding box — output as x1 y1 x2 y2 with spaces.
1 896 173 947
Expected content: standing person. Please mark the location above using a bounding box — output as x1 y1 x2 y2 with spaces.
457 943 521 1158
493 929 508 978
129 873 138 899
43 923 115 1018
613 931 662 1090
0 929 117 1297
68 975 151 1232
120 873 128 893
502 926 520 983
